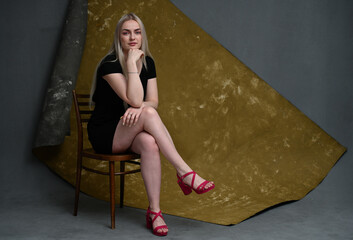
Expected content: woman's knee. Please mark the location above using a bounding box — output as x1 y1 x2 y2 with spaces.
139 133 159 153
141 106 158 119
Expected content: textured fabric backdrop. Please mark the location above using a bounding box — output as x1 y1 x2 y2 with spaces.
34 0 87 147
33 0 346 225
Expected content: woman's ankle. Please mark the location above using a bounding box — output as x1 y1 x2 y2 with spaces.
176 167 193 177
148 205 160 212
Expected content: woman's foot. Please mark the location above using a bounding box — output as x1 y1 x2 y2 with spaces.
177 171 215 195
146 207 168 236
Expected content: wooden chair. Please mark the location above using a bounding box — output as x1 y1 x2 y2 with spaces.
72 90 141 229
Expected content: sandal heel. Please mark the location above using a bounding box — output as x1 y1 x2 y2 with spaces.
146 213 152 229
177 178 192 195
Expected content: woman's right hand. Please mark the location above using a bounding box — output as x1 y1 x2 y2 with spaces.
127 49 144 63
121 106 143 127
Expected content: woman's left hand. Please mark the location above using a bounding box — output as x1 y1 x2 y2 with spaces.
122 106 143 127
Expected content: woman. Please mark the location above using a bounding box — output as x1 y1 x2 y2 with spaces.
88 13 215 236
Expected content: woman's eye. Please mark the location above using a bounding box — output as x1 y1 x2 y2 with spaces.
122 32 129 35
135 31 141 34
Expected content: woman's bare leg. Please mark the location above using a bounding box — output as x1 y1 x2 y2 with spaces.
112 107 213 190
130 131 167 234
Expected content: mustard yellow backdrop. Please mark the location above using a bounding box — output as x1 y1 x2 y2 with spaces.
34 0 346 225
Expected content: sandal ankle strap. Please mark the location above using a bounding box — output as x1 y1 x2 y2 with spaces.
179 171 196 188
147 208 165 223
179 171 196 181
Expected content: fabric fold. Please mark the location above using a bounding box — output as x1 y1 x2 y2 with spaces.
34 0 87 147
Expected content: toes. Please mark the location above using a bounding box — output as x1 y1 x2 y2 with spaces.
206 181 214 189
157 228 168 233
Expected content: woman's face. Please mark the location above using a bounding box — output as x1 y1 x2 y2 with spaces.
120 20 142 53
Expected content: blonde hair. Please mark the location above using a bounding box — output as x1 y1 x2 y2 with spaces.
90 13 153 105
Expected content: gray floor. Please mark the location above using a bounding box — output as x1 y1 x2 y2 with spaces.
1 0 352 239
1 152 352 240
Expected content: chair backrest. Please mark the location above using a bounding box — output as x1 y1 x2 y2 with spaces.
72 90 93 154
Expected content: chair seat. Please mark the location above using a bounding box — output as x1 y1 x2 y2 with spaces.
82 148 140 162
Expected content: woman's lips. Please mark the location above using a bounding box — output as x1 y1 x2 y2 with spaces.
129 43 137 46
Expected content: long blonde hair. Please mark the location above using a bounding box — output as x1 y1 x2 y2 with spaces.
90 13 153 105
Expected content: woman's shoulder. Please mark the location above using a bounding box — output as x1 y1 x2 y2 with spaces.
146 55 154 62
99 53 122 75
145 56 155 67
145 55 156 78
102 53 119 64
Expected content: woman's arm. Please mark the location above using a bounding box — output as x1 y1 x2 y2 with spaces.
142 78 158 109
125 55 144 106
103 49 145 107
103 72 143 108
121 77 158 127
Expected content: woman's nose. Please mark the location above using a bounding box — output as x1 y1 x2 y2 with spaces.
130 33 135 40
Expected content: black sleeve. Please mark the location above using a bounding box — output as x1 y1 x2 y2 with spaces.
146 56 157 79
99 59 123 76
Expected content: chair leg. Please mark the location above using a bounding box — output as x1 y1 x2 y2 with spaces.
73 155 82 216
109 161 116 229
120 162 125 208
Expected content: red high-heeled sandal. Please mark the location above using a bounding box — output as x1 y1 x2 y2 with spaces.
177 171 215 195
146 207 168 236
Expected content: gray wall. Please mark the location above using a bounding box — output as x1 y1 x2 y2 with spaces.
0 0 70 194
1 0 352 210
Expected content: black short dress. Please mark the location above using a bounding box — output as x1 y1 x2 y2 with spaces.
87 54 156 153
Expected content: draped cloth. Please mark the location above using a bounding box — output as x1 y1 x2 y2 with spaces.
33 0 346 225
34 0 87 147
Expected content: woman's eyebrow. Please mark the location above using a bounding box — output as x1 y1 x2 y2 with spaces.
122 28 141 31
